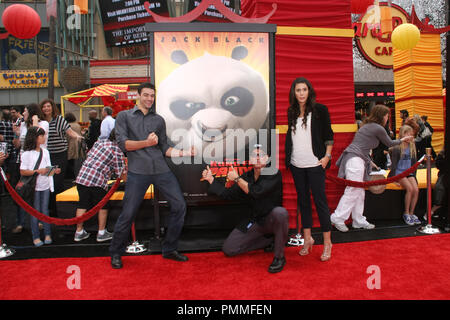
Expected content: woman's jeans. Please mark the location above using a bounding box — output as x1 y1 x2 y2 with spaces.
30 189 51 240
17 207 27 227
290 165 332 232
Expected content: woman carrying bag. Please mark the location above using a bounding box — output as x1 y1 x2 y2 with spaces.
20 126 61 247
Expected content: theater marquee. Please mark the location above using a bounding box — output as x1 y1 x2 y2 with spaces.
353 3 410 69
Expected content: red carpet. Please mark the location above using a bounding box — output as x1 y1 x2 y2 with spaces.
1 234 450 300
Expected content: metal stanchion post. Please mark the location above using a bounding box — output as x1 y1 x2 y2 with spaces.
418 148 441 234
0 216 15 259
0 168 14 258
288 207 304 246
126 222 147 254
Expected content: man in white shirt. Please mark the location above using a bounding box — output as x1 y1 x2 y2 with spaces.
99 107 115 139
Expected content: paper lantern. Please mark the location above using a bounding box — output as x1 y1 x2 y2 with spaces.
391 23 421 50
351 0 374 14
74 0 88 14
1 4 41 39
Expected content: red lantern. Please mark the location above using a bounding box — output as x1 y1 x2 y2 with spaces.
74 0 89 14
351 0 374 14
2 4 42 39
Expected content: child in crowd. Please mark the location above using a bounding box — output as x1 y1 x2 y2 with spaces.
388 125 420 226
74 129 126 242
20 126 61 246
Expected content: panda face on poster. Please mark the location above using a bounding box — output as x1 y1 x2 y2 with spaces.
156 46 269 159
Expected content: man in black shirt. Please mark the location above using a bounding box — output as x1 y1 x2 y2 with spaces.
202 146 289 273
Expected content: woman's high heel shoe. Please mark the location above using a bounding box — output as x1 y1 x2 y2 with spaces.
321 243 332 261
299 238 314 256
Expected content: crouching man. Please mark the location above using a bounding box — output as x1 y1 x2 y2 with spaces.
202 145 288 273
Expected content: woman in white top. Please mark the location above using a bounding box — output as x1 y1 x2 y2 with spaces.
285 77 334 261
20 126 60 247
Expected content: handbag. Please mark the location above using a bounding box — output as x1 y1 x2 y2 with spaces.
78 138 88 160
368 173 386 194
15 149 43 205
420 126 432 139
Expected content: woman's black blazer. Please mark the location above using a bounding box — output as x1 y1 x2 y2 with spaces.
285 103 334 169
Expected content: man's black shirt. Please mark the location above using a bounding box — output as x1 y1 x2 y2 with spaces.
208 168 283 232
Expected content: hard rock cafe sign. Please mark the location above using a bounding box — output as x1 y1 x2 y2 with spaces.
353 3 410 69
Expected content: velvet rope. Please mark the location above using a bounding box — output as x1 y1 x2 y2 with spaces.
325 158 424 187
0 168 121 226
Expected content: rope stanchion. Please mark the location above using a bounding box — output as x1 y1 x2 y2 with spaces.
288 207 304 247
126 222 147 254
326 156 425 188
0 168 121 226
418 148 441 234
287 157 425 246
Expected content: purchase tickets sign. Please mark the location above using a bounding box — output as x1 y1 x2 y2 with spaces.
99 0 167 47
353 2 410 69
0 69 59 89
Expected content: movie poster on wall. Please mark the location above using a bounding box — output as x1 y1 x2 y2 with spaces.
152 27 274 200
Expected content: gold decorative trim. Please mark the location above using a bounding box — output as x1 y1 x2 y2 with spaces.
276 26 355 38
276 124 358 133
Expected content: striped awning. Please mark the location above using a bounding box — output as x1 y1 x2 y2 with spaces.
91 84 129 97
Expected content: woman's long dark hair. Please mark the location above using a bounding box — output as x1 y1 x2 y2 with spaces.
23 126 45 151
24 103 44 128
287 77 317 133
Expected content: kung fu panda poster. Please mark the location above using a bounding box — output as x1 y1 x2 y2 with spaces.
149 24 275 202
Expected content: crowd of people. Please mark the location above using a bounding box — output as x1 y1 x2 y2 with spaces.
354 107 444 225
0 102 114 247
0 80 447 273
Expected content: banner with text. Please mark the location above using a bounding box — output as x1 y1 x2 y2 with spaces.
0 69 59 89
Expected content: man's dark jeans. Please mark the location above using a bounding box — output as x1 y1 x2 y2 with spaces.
109 171 186 256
